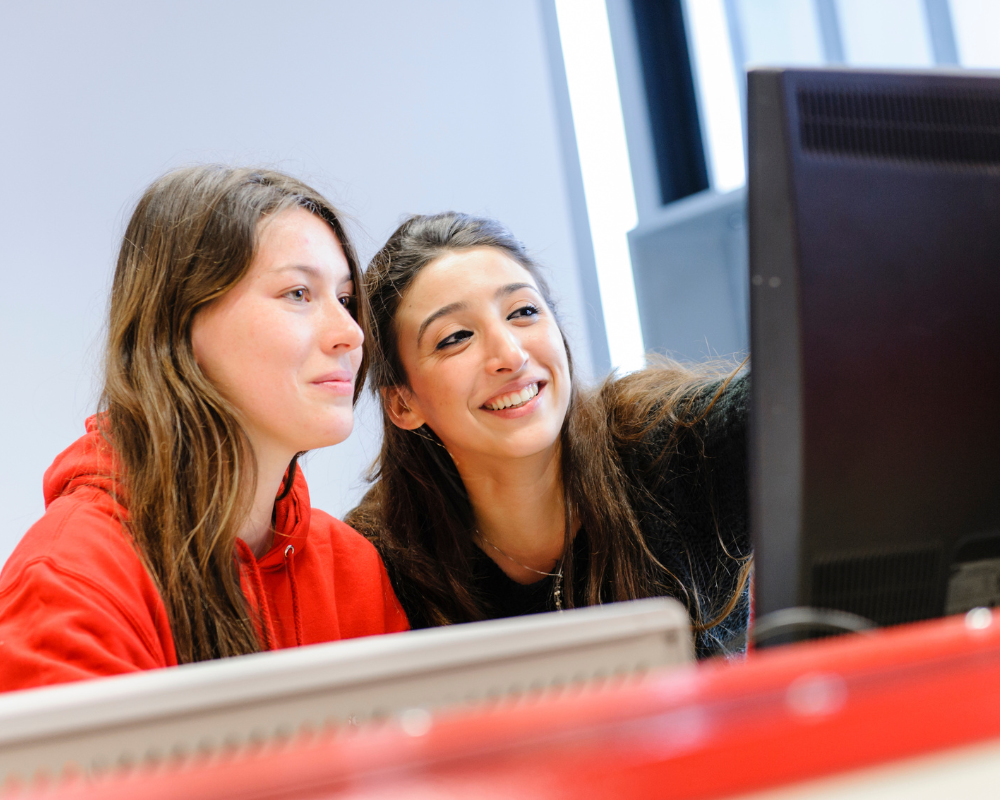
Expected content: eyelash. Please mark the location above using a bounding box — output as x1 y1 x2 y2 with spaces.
340 295 358 319
435 304 540 350
284 288 357 315
509 303 539 320
436 330 472 350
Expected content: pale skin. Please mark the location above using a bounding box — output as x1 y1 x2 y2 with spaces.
191 208 363 556
386 247 576 583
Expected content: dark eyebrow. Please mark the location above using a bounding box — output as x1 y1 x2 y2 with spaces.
416 283 539 346
417 301 468 346
496 282 535 298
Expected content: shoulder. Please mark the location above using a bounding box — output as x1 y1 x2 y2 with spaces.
624 366 749 498
609 367 748 462
2 486 151 595
0 490 176 690
597 360 745 427
700 371 749 437
309 508 385 566
343 494 431 631
305 507 401 596
609 366 751 556
306 508 409 634
695 370 749 479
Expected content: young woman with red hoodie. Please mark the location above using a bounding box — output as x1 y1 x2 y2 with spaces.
0 166 408 692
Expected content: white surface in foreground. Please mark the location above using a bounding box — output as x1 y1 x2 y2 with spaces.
0 598 692 783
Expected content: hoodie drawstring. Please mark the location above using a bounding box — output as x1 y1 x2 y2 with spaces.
236 539 276 651
285 545 303 647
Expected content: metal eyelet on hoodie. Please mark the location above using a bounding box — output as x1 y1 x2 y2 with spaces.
284 544 302 647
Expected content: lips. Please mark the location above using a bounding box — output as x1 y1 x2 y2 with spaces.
310 370 354 396
311 370 353 384
482 381 541 411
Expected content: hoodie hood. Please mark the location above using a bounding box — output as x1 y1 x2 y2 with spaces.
43 416 125 510
1 422 406 692
43 416 312 560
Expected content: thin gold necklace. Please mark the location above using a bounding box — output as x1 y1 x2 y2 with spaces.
477 532 564 612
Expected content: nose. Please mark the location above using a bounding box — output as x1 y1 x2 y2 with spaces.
485 322 528 374
322 298 364 355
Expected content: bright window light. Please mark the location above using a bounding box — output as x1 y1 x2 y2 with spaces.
683 0 746 192
737 0 825 67
950 0 1000 67
836 0 933 67
555 0 646 374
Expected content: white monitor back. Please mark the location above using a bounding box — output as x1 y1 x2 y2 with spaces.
0 597 692 784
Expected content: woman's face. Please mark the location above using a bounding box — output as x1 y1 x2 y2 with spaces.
191 207 363 459
389 247 572 465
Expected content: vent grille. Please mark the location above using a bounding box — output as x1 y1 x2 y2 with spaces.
812 547 943 626
797 87 1000 167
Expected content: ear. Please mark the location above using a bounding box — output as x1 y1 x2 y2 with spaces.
383 386 426 431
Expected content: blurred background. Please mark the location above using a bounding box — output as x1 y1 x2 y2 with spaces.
1 0 998 565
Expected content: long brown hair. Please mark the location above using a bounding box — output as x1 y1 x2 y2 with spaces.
102 165 364 664
348 212 749 632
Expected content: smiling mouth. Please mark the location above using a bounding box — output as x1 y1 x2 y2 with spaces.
482 382 541 411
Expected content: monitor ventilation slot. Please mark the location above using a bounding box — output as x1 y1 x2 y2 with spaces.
797 87 1000 167
812 547 943 627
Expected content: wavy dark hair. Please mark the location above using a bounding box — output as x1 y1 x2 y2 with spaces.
348 211 750 632
103 165 364 664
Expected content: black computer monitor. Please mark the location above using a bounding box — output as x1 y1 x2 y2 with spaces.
748 67 1000 638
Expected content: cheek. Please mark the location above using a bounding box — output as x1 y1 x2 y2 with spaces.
190 308 233 385
551 334 570 374
244 323 317 412
526 324 570 375
411 361 472 419
349 342 364 374
193 303 303 396
250 316 306 365
533 327 572 410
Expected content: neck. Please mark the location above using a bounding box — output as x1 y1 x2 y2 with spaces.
455 441 570 585
240 442 295 559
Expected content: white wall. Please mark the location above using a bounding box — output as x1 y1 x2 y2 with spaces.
0 0 593 564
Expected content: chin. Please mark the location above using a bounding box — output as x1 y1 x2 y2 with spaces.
324 426 356 448
299 420 356 451
499 428 562 460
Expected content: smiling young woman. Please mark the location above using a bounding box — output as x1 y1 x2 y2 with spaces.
348 212 750 658
0 166 407 691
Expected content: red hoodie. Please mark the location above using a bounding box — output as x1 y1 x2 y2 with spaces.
0 419 408 693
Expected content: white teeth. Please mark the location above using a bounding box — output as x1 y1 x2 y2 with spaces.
485 382 538 411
